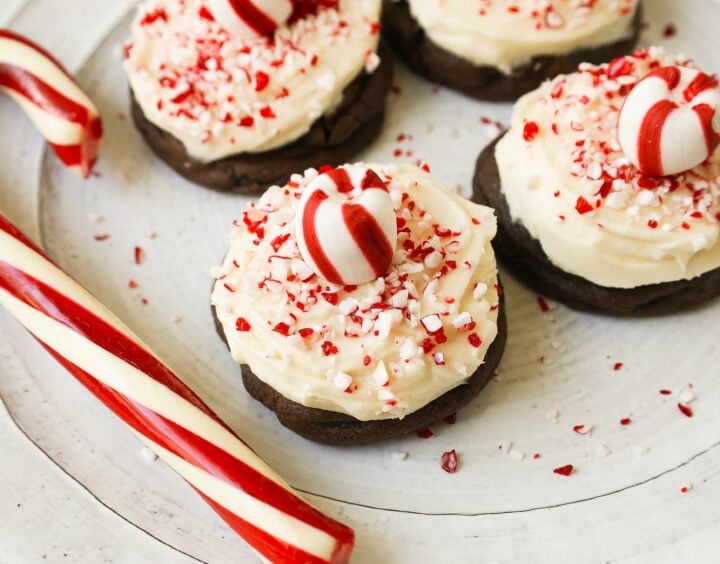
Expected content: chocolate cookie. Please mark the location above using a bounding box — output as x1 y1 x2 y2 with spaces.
473 137 720 315
131 43 394 194
213 296 507 445
381 0 643 101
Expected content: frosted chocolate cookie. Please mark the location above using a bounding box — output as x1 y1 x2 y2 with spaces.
382 0 641 101
473 48 720 314
211 163 506 444
124 0 392 193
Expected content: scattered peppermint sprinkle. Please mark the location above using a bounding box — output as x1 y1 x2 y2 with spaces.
634 445 650 457
573 424 593 436
553 464 574 477
663 23 677 38
678 390 695 404
498 441 513 454
440 450 459 474
417 428 435 439
678 403 694 418
392 451 409 461
680 482 692 493
596 444 611 458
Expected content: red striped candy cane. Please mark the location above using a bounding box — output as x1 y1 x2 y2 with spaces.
296 164 397 285
0 213 354 563
618 64 720 177
0 29 102 178
207 0 294 39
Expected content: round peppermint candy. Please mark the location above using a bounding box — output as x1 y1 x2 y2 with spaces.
618 64 720 177
296 165 397 286
207 0 293 39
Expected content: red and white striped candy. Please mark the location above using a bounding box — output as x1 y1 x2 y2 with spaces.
618 65 720 177
0 29 102 178
207 0 294 39
296 165 397 286
0 213 354 563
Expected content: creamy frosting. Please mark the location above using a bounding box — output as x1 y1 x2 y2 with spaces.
211 163 501 421
496 47 720 289
124 0 382 161
404 0 639 75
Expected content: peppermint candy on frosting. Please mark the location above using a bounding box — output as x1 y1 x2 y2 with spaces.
0 29 102 177
618 64 720 177
296 165 397 285
207 0 293 39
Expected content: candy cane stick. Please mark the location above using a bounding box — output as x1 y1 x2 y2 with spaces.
0 29 102 177
0 213 354 563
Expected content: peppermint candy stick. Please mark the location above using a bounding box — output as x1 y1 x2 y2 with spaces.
0 29 102 177
0 213 354 563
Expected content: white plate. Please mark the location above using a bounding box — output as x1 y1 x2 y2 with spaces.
2 1 719 562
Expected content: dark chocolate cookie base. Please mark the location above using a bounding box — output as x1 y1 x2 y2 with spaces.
213 296 507 445
472 137 720 315
131 43 394 194
381 0 642 101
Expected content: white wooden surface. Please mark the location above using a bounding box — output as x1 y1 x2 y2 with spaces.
1 1 719 562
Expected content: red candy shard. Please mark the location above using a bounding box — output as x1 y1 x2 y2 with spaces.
575 196 594 215
417 428 435 439
678 403 694 418
321 340 339 356
553 464 574 476
235 317 252 331
468 332 482 348
523 120 540 141
440 450 459 474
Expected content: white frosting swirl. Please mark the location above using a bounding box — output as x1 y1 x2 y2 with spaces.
211 163 501 421
405 0 639 74
124 0 381 161
496 47 720 289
